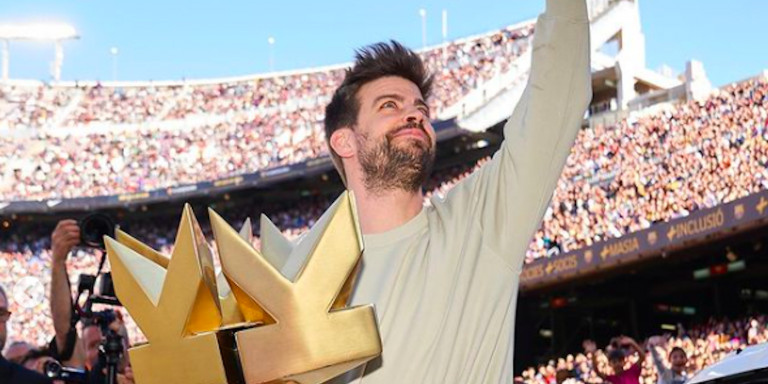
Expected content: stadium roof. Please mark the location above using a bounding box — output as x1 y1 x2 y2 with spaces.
0 22 78 41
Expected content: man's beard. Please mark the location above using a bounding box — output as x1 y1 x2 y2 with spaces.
356 124 435 194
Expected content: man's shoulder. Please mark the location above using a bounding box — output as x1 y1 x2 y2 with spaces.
0 359 53 384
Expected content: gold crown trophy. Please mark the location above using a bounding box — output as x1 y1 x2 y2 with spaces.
104 192 382 384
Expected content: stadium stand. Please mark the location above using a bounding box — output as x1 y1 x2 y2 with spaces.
0 23 534 201
518 316 768 384
1 0 767 380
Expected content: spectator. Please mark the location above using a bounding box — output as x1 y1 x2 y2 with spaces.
647 336 689 384
517 315 768 384
584 336 644 384
0 283 52 383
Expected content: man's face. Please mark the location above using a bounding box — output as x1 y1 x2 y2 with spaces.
0 291 8 352
83 325 102 369
345 76 436 193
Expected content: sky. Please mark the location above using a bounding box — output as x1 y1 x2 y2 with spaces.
0 0 765 87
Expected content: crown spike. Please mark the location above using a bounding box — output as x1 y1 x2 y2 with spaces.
259 214 293 272
105 237 166 339
115 228 170 268
239 217 254 242
209 207 285 323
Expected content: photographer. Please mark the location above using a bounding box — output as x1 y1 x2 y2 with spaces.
0 283 52 384
49 220 134 384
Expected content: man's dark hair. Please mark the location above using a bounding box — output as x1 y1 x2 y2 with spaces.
324 40 433 184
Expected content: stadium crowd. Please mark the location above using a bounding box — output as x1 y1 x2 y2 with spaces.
4 76 767 262
517 315 768 384
0 24 533 129
0 23 533 202
3 76 767 261
525 77 768 262
0 85 72 130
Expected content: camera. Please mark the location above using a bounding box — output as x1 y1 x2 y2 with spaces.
43 360 89 384
76 213 120 307
78 273 119 307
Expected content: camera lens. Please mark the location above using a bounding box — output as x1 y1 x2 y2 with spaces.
80 213 115 249
43 359 62 378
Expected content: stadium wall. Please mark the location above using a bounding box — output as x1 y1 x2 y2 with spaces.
521 188 768 291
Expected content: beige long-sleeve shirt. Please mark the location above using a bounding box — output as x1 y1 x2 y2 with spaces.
326 1 592 382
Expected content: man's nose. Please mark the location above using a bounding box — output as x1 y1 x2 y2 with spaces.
403 106 424 124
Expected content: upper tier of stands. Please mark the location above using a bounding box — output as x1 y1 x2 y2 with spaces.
0 21 535 200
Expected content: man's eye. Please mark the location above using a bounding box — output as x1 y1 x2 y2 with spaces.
381 101 397 109
419 107 431 117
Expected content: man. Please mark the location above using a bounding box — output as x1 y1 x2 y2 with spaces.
49 219 95 370
648 336 689 384
48 220 134 384
320 0 591 382
584 337 644 384
0 284 52 384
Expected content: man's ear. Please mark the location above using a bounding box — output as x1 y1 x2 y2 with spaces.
330 128 356 158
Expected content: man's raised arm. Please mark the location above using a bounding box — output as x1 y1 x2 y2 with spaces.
445 0 592 268
49 220 86 367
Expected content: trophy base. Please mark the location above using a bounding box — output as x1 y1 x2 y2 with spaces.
277 357 371 384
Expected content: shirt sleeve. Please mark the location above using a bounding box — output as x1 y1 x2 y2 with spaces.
650 345 670 377
436 0 592 269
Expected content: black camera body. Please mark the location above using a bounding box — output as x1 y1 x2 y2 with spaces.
78 273 120 307
43 360 89 384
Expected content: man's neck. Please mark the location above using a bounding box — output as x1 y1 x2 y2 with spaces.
350 185 424 234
